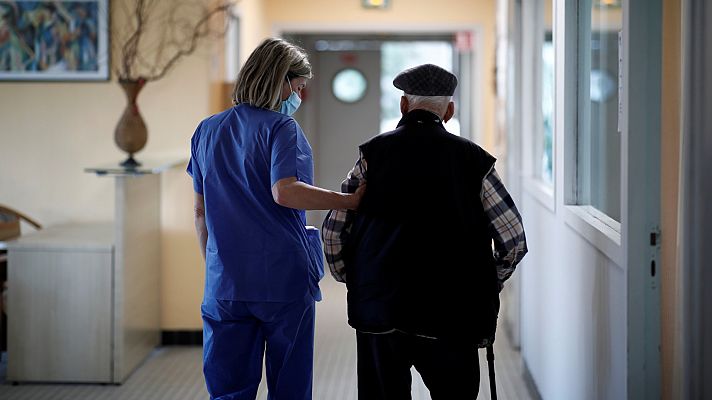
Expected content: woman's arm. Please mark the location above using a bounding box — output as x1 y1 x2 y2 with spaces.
271 177 364 210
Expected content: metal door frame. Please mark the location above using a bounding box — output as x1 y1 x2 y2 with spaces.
622 1 663 397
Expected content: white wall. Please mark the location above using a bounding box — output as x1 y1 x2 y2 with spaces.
0 0 214 330
519 196 626 399
511 0 630 398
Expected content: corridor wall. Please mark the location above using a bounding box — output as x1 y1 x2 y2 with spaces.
504 0 680 398
660 0 682 398
0 0 218 331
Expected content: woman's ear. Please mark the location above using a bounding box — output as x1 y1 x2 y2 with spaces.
280 79 291 101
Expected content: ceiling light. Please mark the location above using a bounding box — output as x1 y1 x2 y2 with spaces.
594 0 622 7
362 0 389 9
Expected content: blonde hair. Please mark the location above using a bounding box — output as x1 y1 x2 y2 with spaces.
232 38 313 111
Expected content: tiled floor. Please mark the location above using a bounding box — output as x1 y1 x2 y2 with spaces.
0 279 538 399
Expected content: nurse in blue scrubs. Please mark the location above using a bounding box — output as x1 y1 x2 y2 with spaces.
187 38 364 400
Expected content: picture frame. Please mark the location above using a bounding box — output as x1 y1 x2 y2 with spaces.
0 0 109 81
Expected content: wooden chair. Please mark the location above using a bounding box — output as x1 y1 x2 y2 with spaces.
0 205 42 243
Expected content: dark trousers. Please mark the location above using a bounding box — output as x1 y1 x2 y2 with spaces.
356 330 480 400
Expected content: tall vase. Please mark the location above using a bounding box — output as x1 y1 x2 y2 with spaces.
115 79 148 168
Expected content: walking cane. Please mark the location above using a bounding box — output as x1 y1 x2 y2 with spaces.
486 345 497 400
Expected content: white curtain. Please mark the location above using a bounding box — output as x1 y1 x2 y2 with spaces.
679 0 712 397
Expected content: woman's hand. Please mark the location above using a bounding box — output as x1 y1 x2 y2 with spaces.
344 183 366 210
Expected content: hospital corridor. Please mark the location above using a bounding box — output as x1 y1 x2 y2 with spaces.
1 0 711 399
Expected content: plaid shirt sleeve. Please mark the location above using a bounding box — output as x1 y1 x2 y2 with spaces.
481 167 528 290
322 155 366 283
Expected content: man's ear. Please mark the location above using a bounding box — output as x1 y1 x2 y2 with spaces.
443 101 455 123
400 96 409 115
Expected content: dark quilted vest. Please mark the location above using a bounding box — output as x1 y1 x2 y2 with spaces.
343 109 499 344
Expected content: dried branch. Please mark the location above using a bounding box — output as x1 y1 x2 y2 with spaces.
115 0 234 82
145 5 230 81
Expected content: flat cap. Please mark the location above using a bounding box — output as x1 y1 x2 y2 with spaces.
393 63 458 96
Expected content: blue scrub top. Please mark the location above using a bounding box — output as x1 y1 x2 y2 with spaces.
188 104 323 302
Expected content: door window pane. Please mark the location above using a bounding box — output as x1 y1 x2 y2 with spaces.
381 41 460 135
332 68 368 103
578 1 623 222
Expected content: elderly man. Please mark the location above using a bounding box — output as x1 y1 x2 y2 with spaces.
322 64 528 399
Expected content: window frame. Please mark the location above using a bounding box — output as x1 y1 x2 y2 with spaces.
521 0 557 213
561 0 623 264
575 0 624 224
534 5 556 187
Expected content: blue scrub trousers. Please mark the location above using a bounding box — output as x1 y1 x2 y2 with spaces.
202 294 315 400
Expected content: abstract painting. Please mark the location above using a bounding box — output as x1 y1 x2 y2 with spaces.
0 0 108 81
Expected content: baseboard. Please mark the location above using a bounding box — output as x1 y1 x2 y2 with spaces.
522 359 544 400
161 330 202 346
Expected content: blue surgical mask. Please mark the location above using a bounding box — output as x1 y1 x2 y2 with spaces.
279 77 302 116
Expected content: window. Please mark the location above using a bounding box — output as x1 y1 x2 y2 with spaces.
538 0 555 184
332 68 368 103
380 41 460 135
225 14 240 81
576 0 623 223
